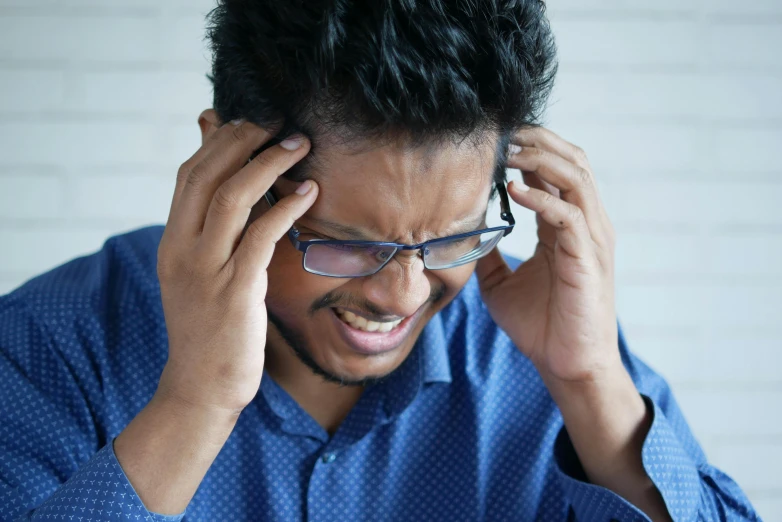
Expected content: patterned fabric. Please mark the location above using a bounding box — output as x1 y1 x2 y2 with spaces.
0 226 760 522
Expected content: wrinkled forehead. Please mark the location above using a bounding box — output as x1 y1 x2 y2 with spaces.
299 133 501 242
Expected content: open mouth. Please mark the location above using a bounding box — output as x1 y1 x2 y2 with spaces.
334 307 405 333
329 306 421 355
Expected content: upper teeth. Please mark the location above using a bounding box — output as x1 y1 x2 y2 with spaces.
336 308 404 333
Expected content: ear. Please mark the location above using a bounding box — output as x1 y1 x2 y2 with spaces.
197 109 222 145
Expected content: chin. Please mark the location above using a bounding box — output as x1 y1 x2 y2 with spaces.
314 338 412 382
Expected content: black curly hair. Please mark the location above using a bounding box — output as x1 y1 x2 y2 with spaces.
206 0 558 181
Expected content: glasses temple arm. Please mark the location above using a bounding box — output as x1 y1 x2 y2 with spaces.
496 182 516 230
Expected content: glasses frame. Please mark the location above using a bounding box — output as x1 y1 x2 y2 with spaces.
263 181 515 278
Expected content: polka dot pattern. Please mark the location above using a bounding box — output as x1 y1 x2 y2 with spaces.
0 226 761 521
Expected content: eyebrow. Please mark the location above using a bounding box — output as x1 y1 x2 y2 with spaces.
304 217 375 241
304 208 489 243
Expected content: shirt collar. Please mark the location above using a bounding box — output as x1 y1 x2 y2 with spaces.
377 310 452 423
419 311 452 385
258 310 453 428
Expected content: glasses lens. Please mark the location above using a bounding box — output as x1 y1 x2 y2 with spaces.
303 242 397 277
424 230 505 269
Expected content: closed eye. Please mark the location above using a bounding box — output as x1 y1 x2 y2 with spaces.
296 228 341 242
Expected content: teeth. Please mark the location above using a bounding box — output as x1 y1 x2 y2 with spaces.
335 308 404 333
365 321 380 332
377 322 393 333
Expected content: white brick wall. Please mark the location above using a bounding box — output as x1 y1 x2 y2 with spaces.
0 1 779 519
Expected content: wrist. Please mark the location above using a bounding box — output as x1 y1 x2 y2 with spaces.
542 358 668 520
114 381 240 515
540 356 634 406
156 361 257 417
544 360 646 434
545 360 650 475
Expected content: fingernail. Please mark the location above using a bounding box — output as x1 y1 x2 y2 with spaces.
511 180 530 192
280 134 305 151
508 144 522 155
295 180 312 195
230 119 244 126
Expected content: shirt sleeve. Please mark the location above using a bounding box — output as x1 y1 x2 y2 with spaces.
0 296 184 522
552 324 762 522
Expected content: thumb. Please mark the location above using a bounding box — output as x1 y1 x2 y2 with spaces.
475 247 512 295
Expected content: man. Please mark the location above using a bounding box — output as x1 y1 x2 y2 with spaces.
0 1 760 521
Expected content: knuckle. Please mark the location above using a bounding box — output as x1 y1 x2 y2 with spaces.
176 164 192 187
212 185 241 215
271 199 296 220
540 191 557 207
251 151 278 172
186 160 211 191
573 165 592 187
244 220 272 246
572 145 588 162
567 204 585 224
230 123 248 144
530 147 546 160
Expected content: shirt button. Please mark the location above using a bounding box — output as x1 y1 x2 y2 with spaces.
321 453 337 464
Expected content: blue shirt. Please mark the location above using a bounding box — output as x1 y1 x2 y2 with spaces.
0 226 760 522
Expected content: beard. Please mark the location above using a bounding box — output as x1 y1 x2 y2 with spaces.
266 285 447 387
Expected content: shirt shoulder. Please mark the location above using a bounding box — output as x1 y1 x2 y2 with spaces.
1 225 164 319
0 226 167 429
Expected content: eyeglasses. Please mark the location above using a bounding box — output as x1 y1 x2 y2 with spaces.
263 182 515 278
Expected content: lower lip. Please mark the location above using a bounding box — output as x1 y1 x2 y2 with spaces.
330 307 422 355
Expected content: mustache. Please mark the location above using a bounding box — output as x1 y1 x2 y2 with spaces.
309 285 447 319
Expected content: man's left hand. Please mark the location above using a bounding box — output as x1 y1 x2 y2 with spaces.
476 126 620 385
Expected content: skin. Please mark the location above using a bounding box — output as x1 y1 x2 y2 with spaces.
113 109 672 521
261 130 495 430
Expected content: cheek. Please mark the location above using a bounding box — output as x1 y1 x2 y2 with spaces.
265 244 342 319
436 264 477 299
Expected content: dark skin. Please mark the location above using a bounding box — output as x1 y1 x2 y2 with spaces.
114 109 671 521
259 131 494 433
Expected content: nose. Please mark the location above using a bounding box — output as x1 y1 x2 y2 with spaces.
361 254 432 319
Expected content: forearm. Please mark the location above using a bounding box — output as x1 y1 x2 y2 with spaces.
114 385 240 516
544 363 672 522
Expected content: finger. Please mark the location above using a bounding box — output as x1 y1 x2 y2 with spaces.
475 247 512 295
508 180 592 258
199 136 312 264
169 119 240 222
513 126 593 176
521 150 614 253
166 133 220 236
170 121 278 238
521 171 558 249
169 116 225 216
231 180 320 282
514 128 615 252
509 147 606 243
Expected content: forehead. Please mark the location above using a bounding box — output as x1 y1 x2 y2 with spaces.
303 134 499 240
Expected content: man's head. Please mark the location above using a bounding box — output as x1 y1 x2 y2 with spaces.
202 0 558 385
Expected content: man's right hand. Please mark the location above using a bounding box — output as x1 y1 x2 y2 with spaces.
155 119 317 415
114 117 316 515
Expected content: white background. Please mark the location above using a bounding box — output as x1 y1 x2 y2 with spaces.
0 1 780 518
